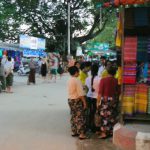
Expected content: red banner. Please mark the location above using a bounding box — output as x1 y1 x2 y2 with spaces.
114 0 148 6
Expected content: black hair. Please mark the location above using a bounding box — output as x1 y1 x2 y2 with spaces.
68 66 79 76
80 62 85 70
100 56 106 60
85 61 92 67
105 60 112 67
0 58 1 66
74 61 80 66
107 66 117 76
8 57 11 61
91 63 99 92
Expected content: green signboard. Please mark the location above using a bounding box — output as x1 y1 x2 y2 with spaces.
95 2 102 8
86 42 109 51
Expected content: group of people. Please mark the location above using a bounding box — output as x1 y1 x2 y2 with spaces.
67 56 120 139
28 53 64 85
0 56 14 93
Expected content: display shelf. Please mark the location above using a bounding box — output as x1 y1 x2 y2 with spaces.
123 114 150 121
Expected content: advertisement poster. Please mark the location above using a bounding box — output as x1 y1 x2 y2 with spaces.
20 35 46 50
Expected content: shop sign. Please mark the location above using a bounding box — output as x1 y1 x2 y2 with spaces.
23 49 46 57
86 42 109 51
20 35 46 50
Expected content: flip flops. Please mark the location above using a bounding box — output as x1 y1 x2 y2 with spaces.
71 133 79 137
98 135 108 139
79 135 89 140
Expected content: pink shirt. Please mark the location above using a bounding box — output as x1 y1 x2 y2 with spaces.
67 77 85 99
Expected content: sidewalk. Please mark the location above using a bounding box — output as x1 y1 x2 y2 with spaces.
113 122 150 150
0 74 119 150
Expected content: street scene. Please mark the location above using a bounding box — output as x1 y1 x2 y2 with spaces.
0 1 150 150
0 74 119 150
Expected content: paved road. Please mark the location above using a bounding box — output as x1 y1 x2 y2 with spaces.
0 74 119 150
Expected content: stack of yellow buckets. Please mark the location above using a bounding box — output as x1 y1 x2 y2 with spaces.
122 85 135 115
135 84 148 114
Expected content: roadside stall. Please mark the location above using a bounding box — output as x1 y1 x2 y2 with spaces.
101 0 150 122
112 1 150 121
121 5 150 121
0 43 23 71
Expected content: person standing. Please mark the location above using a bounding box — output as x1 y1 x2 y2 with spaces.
57 58 64 79
27 57 36 85
98 56 106 77
74 61 80 69
67 66 88 139
49 53 58 83
38 57 42 75
4 57 14 93
41 58 47 81
101 61 112 78
0 58 6 92
97 67 119 139
85 63 101 132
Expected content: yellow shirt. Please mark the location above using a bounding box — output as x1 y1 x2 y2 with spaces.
101 69 109 78
78 71 88 85
115 67 122 85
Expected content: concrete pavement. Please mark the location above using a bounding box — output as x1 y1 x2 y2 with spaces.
0 74 119 150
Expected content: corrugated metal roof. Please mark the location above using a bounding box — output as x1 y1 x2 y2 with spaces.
0 42 24 51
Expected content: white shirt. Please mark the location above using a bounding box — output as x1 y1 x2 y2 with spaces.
4 61 13 74
1 56 7 65
98 65 105 77
85 76 101 98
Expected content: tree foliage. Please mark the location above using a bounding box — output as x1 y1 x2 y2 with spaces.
0 0 116 54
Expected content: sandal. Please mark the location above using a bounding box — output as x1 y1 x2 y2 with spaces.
98 135 107 139
98 133 108 139
71 133 79 137
79 135 89 140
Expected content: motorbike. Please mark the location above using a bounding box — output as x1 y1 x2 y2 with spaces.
17 64 30 76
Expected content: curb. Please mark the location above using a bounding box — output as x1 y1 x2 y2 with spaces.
113 123 150 150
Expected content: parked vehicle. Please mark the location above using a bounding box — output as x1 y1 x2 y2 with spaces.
17 64 30 76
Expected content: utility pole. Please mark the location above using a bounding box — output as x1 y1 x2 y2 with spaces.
100 6 102 29
67 0 70 55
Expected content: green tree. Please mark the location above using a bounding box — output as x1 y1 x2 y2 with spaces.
89 9 117 49
0 0 116 55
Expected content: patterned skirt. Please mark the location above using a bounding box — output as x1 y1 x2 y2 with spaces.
68 99 86 135
96 97 118 135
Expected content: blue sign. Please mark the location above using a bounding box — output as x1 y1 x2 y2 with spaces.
23 49 47 57
20 35 46 50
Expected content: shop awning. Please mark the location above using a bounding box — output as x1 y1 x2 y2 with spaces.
0 42 24 51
